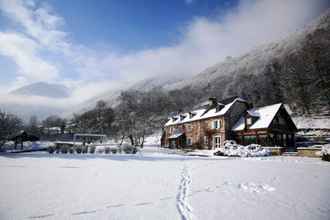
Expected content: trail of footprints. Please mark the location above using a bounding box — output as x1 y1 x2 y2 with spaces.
27 176 275 219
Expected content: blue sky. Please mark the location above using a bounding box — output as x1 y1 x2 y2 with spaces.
47 0 238 52
0 0 328 109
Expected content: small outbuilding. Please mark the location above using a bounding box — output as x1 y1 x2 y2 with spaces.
232 103 297 151
10 131 40 150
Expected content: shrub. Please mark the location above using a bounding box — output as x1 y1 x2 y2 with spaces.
82 146 88 154
55 145 61 154
96 147 104 154
105 147 111 154
48 146 55 154
89 146 96 154
123 144 137 154
322 154 330 162
76 147 82 154
110 148 117 154
61 146 68 154
214 151 225 156
69 147 74 154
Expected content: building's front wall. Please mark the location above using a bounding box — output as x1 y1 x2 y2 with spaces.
224 101 249 140
163 116 226 149
234 109 297 149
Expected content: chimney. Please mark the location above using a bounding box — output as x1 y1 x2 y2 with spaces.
208 97 218 108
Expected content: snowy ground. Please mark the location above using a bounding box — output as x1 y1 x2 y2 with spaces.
0 147 329 220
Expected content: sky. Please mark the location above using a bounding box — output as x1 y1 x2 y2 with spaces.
0 0 329 113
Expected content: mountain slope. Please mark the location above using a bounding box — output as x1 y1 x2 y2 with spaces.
166 8 330 115
75 9 330 117
10 82 70 98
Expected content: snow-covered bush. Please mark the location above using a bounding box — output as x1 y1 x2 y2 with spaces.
105 147 111 154
60 146 68 154
111 148 117 154
48 146 55 154
69 147 74 154
96 146 105 154
122 144 137 154
76 147 82 154
321 144 330 162
89 146 96 154
82 146 88 154
215 141 271 157
55 145 61 154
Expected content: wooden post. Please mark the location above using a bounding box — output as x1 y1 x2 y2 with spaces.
256 131 260 145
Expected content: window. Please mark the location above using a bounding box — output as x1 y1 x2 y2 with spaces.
212 120 221 129
186 124 192 132
187 138 192 146
244 136 257 145
246 117 252 125
204 136 208 145
213 136 221 148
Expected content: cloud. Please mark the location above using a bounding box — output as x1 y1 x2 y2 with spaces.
185 0 194 5
0 32 59 82
0 0 328 117
75 0 328 84
0 0 68 51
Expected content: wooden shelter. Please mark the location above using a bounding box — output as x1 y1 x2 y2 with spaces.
10 131 39 150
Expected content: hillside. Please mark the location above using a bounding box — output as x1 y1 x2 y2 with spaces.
10 82 71 98
89 9 329 118
166 8 330 115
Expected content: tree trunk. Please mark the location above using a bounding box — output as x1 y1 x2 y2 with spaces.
128 134 134 146
119 135 125 147
140 134 145 148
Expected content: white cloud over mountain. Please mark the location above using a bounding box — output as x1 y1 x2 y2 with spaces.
0 0 328 117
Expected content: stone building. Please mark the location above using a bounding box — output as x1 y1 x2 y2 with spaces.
161 97 297 150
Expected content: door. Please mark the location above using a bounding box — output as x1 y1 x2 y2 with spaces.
213 136 221 149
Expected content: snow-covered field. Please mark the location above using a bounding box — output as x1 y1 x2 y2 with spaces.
0 148 329 220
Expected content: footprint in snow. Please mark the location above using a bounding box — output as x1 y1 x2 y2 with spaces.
106 204 125 208
28 213 54 219
160 196 173 201
72 210 98 216
134 202 153 206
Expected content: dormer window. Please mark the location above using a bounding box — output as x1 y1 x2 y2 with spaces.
215 104 225 112
180 115 186 121
189 112 196 118
246 117 252 125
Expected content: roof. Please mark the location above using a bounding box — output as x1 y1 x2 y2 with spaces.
10 131 39 142
165 98 247 126
168 132 184 139
232 103 283 131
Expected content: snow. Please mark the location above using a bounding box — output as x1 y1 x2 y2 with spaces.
322 144 330 155
293 116 330 130
165 98 247 126
232 103 282 131
216 141 272 157
144 132 162 145
0 148 329 220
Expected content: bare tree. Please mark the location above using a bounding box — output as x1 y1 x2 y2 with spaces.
0 110 23 150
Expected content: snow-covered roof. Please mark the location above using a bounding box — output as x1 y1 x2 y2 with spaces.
232 103 282 131
165 98 247 126
168 132 184 139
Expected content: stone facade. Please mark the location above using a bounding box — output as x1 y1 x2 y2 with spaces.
162 97 297 150
163 116 226 149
